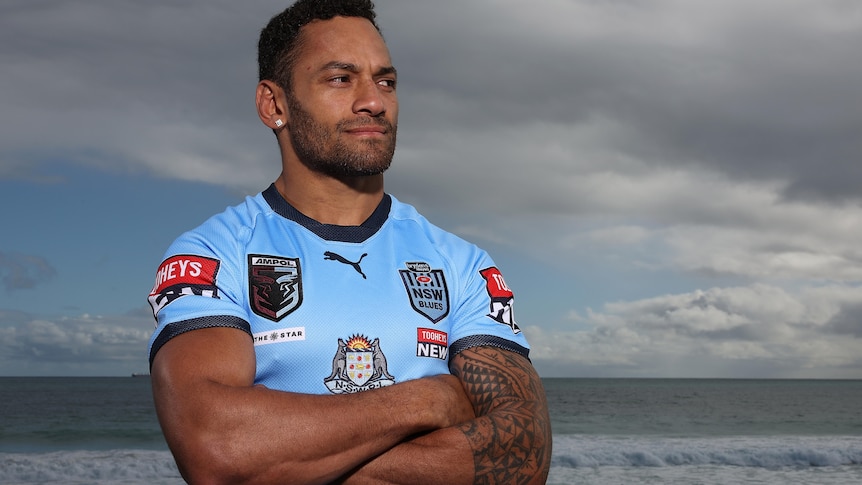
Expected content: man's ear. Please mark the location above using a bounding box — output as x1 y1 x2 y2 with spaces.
256 80 287 130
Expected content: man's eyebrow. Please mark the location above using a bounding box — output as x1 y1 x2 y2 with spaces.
321 61 359 73
320 61 397 77
376 66 397 77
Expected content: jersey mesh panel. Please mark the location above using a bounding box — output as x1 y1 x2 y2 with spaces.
149 315 250 368
449 335 530 360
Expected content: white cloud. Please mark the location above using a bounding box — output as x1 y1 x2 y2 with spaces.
528 284 862 378
0 313 152 375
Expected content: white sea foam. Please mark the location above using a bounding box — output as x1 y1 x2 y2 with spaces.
552 435 862 468
0 449 181 485
548 463 862 485
2 437 860 484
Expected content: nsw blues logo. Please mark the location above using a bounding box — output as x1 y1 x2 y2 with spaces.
400 262 450 323
248 254 303 322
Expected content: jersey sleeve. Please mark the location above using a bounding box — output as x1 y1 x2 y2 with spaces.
446 247 531 359
146 213 251 367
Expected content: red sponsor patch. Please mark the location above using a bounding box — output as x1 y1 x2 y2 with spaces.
479 267 520 334
150 255 220 296
480 267 513 298
417 328 448 345
416 328 449 360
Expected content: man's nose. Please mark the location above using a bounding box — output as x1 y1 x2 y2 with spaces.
352 79 386 116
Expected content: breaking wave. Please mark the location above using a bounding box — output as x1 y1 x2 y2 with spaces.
552 435 862 469
0 449 181 485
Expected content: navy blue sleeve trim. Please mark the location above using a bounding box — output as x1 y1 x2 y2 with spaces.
449 335 531 361
149 316 251 369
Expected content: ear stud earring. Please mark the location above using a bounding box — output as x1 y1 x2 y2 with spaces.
275 119 284 127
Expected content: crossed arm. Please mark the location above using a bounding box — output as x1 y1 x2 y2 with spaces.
337 346 552 484
454 346 552 484
151 326 551 484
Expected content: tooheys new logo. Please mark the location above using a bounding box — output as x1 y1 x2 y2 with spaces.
480 267 521 334
148 255 221 319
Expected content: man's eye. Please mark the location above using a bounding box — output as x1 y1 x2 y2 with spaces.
331 76 349 84
378 79 396 89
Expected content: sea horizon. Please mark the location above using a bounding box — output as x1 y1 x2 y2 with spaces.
1 376 860 484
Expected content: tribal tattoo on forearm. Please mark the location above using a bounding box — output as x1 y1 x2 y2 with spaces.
449 346 552 485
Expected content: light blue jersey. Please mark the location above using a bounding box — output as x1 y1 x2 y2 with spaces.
148 185 529 394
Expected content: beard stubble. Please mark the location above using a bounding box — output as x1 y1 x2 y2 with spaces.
286 94 397 178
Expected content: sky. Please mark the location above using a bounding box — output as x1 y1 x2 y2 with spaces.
1 0 861 378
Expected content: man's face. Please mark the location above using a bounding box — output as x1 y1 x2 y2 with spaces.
285 16 398 178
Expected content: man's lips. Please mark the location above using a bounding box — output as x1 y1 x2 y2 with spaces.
344 125 387 135
341 119 392 136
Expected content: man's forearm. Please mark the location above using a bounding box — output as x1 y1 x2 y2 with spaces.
337 407 549 485
335 426 475 485
337 346 553 485
151 328 475 485
452 346 552 484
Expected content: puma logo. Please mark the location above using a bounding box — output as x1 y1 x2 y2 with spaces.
324 251 368 279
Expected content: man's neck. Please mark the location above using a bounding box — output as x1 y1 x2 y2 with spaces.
273 169 385 226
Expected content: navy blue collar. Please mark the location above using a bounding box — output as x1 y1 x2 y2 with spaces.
262 184 391 243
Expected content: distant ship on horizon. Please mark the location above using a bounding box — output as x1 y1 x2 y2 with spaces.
131 373 150 378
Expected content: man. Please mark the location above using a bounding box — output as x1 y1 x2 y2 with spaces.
147 1 551 483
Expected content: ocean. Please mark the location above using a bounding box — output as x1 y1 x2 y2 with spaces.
1 377 860 484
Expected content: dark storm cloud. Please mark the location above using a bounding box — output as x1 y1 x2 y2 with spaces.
4 0 859 203
826 302 862 337
383 0 862 202
0 1 258 111
0 251 56 292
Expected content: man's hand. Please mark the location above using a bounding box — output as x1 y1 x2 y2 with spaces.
425 374 477 428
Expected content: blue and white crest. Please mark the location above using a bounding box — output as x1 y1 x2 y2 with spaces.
399 262 450 323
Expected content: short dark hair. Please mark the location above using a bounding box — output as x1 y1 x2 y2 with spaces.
258 0 380 92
